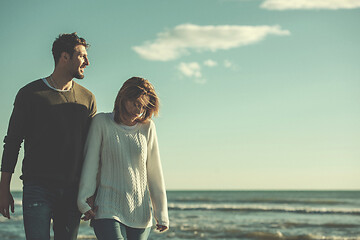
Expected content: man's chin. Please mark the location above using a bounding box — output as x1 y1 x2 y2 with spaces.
74 73 85 79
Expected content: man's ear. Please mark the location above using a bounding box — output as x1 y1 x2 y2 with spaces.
60 52 71 62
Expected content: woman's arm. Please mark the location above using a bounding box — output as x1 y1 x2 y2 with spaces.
77 114 103 214
146 121 169 228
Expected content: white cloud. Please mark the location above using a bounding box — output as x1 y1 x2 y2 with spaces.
133 24 290 61
178 62 206 84
204 59 218 67
261 0 360 10
178 62 202 78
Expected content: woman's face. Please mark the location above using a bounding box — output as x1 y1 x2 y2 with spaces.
123 95 149 125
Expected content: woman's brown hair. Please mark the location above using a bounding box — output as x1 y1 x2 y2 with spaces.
114 77 159 124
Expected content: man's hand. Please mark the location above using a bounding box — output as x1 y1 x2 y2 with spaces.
0 187 14 219
86 195 96 209
156 224 168 232
81 195 97 221
0 172 14 219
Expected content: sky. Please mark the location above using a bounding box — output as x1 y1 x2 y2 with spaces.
0 0 359 191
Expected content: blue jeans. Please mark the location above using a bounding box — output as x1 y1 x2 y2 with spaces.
22 181 82 240
93 219 151 240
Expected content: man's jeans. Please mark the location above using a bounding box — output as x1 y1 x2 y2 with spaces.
22 181 82 240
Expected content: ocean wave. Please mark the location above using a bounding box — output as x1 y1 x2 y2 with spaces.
77 235 96 240
168 203 360 216
243 232 360 240
244 232 360 240
169 198 345 205
282 222 360 229
164 223 360 240
0 215 23 223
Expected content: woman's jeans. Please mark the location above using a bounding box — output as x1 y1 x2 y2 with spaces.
93 219 151 240
22 181 82 240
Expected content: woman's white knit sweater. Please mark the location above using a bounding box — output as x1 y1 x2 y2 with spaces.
77 112 169 228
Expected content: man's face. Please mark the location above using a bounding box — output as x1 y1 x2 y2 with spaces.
69 45 89 79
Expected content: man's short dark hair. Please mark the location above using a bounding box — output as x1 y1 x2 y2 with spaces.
52 32 89 65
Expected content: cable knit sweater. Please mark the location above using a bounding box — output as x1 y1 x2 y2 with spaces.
77 112 169 228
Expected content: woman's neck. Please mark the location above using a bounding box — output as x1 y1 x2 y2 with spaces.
119 115 137 126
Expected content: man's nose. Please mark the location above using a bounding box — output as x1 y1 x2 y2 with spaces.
85 57 90 66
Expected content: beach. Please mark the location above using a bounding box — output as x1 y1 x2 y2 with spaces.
1 191 360 240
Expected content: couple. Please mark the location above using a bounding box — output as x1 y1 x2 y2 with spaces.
0 33 169 240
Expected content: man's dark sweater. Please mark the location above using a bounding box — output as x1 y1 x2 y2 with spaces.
1 79 97 187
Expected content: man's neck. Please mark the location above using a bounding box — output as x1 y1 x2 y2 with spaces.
49 71 73 91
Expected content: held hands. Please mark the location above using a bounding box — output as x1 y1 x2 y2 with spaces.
156 224 168 232
80 195 168 233
81 195 98 221
81 209 96 221
0 187 14 219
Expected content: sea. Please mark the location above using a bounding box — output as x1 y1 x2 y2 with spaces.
1 191 359 240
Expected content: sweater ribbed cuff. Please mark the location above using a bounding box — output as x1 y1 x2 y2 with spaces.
77 201 92 214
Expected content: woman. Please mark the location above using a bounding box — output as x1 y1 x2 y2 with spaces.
77 77 169 240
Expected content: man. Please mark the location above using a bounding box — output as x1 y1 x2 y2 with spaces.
0 33 97 239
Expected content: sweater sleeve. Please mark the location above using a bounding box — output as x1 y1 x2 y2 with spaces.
77 114 103 214
146 121 169 227
89 93 97 119
1 88 27 173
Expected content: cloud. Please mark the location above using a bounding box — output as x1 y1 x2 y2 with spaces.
178 62 202 78
177 62 206 84
133 24 290 61
204 59 218 67
261 0 360 10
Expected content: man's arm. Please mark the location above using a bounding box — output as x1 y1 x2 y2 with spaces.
0 172 14 219
0 88 28 219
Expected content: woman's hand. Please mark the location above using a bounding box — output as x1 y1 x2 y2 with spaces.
86 195 96 209
81 195 98 221
156 224 168 232
81 209 96 221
